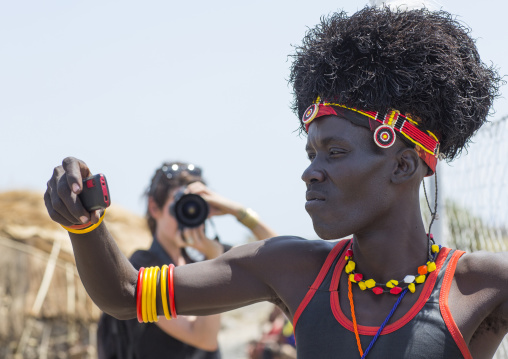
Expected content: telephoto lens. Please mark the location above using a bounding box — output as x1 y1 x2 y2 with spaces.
169 190 209 228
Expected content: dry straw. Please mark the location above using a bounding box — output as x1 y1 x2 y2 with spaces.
0 190 152 359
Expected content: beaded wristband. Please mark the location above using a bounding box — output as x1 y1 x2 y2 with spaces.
141 267 150 323
168 264 177 319
151 266 160 322
60 209 107 234
146 267 154 322
160 265 171 320
136 267 145 323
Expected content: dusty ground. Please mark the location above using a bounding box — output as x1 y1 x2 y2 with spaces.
218 302 274 359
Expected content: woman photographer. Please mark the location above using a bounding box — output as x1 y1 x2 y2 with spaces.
97 161 276 359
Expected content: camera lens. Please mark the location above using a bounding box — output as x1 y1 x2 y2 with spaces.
169 191 209 228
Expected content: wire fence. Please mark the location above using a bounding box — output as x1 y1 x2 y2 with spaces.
422 115 508 358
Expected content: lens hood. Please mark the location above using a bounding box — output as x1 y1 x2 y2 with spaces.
169 191 209 228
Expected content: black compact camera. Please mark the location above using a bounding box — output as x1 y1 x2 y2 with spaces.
79 174 111 212
169 190 209 228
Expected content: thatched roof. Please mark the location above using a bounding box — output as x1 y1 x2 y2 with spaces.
0 190 152 262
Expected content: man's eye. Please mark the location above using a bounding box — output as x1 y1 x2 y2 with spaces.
307 153 316 161
329 148 347 155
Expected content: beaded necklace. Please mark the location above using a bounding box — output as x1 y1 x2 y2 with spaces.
344 235 440 295
344 235 441 358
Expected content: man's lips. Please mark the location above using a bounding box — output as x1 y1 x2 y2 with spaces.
306 191 325 201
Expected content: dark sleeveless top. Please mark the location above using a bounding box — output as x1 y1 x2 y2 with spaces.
293 239 472 359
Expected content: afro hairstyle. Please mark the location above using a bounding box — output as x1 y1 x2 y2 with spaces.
289 6 503 160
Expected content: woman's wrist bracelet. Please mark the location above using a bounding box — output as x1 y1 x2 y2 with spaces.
60 209 106 234
237 207 259 230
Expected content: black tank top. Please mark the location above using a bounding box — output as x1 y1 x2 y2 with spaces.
293 239 472 359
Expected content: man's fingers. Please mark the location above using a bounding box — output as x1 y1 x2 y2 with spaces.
46 163 91 225
44 158 97 228
90 209 102 224
44 190 75 226
57 172 91 223
62 157 91 194
46 178 84 225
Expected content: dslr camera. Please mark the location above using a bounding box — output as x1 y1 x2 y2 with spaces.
169 190 209 228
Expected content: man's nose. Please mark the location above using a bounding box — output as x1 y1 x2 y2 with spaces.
301 161 325 185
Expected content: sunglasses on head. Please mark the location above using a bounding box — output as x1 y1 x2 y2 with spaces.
159 163 202 179
149 163 203 196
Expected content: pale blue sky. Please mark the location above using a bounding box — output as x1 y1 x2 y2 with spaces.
1 0 507 245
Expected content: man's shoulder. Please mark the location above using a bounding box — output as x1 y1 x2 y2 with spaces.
256 235 338 255
248 236 345 271
455 250 508 294
220 236 346 282
452 250 508 343
456 250 508 277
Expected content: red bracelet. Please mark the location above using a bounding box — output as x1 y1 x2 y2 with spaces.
136 267 145 323
66 222 93 230
168 264 177 319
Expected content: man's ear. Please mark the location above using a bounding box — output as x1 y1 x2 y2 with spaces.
148 197 162 219
391 148 421 184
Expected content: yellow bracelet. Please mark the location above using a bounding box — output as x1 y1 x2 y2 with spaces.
160 265 171 320
146 267 154 323
60 209 107 234
141 266 150 323
151 266 160 322
237 208 259 230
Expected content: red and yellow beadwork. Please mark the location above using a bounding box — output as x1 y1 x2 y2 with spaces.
301 98 440 176
344 242 440 295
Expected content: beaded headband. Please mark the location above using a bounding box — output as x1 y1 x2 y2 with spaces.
302 98 440 175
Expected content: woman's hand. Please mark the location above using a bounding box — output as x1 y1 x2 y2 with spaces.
44 156 102 226
185 182 242 218
180 225 224 259
185 181 277 241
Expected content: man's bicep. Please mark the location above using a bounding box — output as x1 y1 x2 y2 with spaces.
173 241 275 316
493 252 508 320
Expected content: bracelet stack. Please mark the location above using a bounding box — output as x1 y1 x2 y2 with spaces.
60 209 107 234
136 264 177 323
237 207 259 230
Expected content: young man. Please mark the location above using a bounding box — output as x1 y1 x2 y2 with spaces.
45 6 506 358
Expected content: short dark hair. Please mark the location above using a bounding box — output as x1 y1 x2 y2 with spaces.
145 162 205 235
289 6 503 160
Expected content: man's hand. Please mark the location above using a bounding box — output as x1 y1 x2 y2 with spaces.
44 156 102 226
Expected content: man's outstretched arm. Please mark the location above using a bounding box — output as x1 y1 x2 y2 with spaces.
44 157 277 319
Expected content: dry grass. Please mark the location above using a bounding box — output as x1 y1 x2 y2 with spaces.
0 190 152 358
